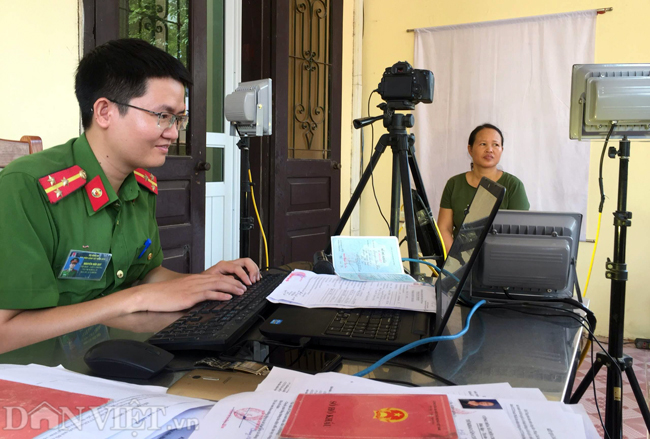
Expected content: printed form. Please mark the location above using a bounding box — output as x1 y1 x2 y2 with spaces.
266 269 436 313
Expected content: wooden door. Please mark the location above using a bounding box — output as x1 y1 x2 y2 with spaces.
84 0 208 273
242 0 343 267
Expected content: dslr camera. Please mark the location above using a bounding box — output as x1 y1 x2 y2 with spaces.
377 61 434 110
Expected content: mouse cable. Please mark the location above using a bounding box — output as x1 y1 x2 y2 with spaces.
353 300 485 378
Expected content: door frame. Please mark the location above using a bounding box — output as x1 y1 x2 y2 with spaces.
205 0 242 268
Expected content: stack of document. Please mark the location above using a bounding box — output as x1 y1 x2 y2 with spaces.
191 367 600 439
266 269 436 313
0 364 213 439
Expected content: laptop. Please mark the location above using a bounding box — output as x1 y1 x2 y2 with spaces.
259 177 505 351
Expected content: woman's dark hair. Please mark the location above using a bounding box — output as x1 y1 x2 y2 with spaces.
468 123 504 148
75 38 192 129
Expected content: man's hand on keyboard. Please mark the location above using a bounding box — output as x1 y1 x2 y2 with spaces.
203 258 261 286
128 274 247 313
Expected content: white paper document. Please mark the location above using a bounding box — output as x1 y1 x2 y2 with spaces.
266 269 436 312
256 367 516 397
0 364 213 439
189 390 296 439
331 236 416 282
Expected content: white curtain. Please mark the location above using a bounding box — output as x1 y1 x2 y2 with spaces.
413 11 596 236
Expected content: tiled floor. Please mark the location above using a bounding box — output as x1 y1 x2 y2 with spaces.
573 337 650 438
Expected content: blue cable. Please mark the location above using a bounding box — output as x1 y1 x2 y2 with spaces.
353 300 486 377
402 257 441 274
402 257 459 282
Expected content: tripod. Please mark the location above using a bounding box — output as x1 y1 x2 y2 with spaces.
325 103 440 278
569 137 650 438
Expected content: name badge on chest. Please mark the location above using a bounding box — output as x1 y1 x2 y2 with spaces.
58 250 112 281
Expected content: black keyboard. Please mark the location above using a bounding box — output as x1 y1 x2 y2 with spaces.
324 309 402 340
148 273 287 351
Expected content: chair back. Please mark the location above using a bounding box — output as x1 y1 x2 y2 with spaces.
0 136 43 168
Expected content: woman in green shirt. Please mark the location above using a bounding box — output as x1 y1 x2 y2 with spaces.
437 123 529 251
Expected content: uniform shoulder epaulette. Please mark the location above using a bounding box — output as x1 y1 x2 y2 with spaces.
38 165 87 204
134 168 158 195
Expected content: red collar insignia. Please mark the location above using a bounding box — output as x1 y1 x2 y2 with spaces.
134 168 158 195
85 175 110 212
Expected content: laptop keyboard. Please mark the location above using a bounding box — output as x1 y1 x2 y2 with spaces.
148 273 287 351
324 309 401 340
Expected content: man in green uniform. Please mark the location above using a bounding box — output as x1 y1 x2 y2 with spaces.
0 39 260 354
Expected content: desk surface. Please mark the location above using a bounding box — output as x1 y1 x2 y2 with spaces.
0 304 583 401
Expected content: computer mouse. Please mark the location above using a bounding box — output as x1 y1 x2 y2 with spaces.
84 339 174 380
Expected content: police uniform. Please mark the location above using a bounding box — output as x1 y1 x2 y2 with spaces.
0 134 163 309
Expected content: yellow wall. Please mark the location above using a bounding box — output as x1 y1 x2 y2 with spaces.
339 0 354 237
0 1 81 147
355 0 650 338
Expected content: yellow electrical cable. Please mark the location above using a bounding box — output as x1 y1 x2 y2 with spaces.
577 211 603 368
433 218 447 260
249 170 269 269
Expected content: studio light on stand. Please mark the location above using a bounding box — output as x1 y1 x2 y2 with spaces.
224 79 272 258
568 64 650 438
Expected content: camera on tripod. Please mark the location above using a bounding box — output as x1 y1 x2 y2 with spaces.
377 61 434 110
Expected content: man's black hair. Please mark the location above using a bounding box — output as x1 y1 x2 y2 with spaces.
75 38 192 129
468 123 504 148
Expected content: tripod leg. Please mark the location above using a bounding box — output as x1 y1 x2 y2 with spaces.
406 134 432 211
624 363 650 431
397 143 420 276
569 357 604 404
390 146 401 236
326 134 390 254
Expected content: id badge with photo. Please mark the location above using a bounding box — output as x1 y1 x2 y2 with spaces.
58 250 112 281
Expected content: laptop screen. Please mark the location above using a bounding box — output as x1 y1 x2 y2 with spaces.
434 177 505 336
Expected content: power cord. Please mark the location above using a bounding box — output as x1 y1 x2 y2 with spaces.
370 378 420 387
353 300 485 377
479 299 616 437
578 122 617 368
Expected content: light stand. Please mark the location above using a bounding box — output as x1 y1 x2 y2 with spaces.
569 137 650 438
224 78 272 261
325 103 441 278
238 137 253 258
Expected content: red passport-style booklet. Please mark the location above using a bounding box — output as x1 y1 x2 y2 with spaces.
0 379 111 439
280 393 458 438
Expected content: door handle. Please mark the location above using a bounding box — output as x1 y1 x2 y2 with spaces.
195 161 211 172
331 161 342 170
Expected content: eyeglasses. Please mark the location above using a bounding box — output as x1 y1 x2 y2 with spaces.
108 99 189 130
